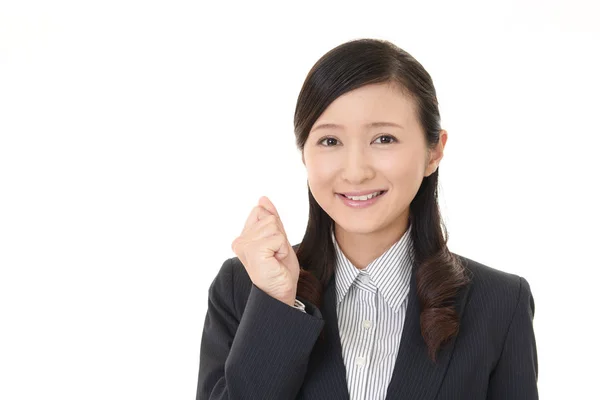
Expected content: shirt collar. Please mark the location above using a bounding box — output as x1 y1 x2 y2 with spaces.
332 223 415 313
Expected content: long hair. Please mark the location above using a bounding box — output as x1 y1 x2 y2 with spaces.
293 38 471 363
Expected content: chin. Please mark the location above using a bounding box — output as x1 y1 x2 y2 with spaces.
334 219 382 235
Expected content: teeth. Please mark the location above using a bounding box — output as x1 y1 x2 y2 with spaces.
345 191 382 201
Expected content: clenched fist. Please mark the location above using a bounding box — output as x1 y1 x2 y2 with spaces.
231 196 300 307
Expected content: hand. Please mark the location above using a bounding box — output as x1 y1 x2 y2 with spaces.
231 196 300 307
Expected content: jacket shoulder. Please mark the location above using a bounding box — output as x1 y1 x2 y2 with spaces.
454 253 523 292
452 253 534 346
454 253 530 311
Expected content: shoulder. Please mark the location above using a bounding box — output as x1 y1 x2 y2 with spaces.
456 253 523 292
452 253 535 343
453 253 533 304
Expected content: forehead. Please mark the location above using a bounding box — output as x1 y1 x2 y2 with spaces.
313 82 417 129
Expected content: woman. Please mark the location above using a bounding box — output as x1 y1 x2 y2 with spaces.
196 38 538 400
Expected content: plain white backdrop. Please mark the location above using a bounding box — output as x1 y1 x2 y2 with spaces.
1 0 599 398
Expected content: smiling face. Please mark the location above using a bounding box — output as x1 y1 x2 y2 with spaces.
302 81 445 244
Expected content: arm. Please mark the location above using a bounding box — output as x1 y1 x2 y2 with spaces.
196 258 325 400
487 276 539 400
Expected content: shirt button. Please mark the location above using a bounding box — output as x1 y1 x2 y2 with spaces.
362 320 372 329
355 356 366 367
358 274 369 284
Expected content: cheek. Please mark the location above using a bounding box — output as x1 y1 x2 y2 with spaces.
380 152 421 178
305 156 336 185
379 157 425 196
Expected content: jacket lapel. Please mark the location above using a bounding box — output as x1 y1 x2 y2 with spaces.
301 259 472 400
302 272 350 399
384 264 472 399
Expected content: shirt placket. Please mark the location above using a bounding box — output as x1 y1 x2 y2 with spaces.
354 273 377 400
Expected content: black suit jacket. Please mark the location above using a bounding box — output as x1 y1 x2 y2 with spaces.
196 252 538 399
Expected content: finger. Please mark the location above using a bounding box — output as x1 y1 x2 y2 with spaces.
258 208 289 242
259 196 281 220
233 218 284 260
241 205 270 234
253 231 288 260
247 217 281 242
241 215 286 249
235 211 283 254
258 196 288 234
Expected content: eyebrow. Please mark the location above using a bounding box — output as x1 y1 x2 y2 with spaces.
310 121 405 133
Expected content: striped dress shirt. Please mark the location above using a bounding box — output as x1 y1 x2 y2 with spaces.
294 223 414 399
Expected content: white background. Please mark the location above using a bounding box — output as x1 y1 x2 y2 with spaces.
1 1 599 399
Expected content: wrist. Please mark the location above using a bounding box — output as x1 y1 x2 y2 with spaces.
284 294 297 307
282 288 297 307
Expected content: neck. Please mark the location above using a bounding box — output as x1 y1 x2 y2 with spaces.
333 214 410 270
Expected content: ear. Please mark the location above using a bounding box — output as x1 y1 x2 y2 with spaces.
425 129 447 177
302 151 305 166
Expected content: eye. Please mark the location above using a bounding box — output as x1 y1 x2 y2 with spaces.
318 137 339 146
317 135 398 147
373 135 397 144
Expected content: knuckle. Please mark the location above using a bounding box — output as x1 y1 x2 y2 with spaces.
272 231 284 243
233 236 249 253
244 238 256 251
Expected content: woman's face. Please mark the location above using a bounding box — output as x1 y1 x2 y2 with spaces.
302 81 445 238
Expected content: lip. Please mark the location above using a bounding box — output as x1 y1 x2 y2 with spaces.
336 190 387 209
337 189 387 196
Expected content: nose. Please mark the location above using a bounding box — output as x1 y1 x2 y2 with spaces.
341 146 375 184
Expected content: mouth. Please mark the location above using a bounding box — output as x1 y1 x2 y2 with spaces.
335 190 388 208
337 190 387 199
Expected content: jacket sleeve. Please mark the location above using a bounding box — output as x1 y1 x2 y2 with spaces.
196 258 325 400
487 276 539 400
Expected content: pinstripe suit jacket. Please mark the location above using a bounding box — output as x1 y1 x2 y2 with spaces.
196 251 538 399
